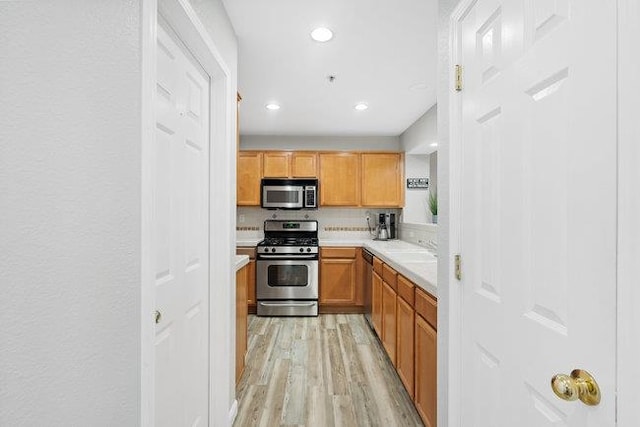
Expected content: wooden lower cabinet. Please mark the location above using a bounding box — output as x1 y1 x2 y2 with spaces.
370 265 436 427
235 265 248 385
415 314 437 427
319 247 363 312
246 259 256 311
372 271 383 336
236 247 257 314
396 295 415 398
381 280 397 365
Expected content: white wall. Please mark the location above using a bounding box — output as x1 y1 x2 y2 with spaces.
400 103 438 225
403 155 431 224
0 2 142 425
241 135 401 151
400 104 438 155
188 0 239 423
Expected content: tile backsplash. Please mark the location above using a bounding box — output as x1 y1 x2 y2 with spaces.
398 222 438 247
236 207 400 240
236 207 437 245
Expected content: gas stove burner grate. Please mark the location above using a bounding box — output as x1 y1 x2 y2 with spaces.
258 237 319 247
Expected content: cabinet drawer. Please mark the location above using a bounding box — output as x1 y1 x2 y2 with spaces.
321 247 357 259
382 264 397 290
236 247 256 259
397 275 415 307
415 287 437 330
373 257 384 275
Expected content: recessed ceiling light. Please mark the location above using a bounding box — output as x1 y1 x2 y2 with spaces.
354 103 368 111
310 27 333 42
430 142 438 147
265 103 281 110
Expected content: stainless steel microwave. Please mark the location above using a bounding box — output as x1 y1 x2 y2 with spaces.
261 178 318 210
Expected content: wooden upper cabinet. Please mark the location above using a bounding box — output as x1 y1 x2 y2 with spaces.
263 152 291 178
361 153 404 207
291 152 318 177
237 152 262 206
263 151 318 178
319 152 360 206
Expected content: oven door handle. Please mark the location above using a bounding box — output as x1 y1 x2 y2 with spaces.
257 254 318 260
259 302 317 307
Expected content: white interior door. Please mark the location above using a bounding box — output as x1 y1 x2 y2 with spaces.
454 0 617 425
154 22 210 427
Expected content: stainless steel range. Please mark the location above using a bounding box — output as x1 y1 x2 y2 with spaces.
256 220 319 316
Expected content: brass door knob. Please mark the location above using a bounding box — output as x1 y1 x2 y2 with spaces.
551 369 601 406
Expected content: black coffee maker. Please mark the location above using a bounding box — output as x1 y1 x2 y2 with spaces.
376 213 389 240
387 213 397 239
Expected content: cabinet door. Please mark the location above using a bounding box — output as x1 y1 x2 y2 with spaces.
235 266 248 384
263 152 291 177
382 280 397 365
361 153 403 207
319 153 360 206
372 271 383 337
292 152 317 177
320 258 357 305
237 152 263 205
415 314 437 427
247 260 256 307
396 296 415 398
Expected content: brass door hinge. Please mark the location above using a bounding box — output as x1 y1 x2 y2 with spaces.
455 65 463 91
454 254 462 280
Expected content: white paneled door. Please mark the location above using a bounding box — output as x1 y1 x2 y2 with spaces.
154 23 210 427
455 0 616 426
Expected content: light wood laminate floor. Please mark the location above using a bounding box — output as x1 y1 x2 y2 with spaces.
234 314 424 427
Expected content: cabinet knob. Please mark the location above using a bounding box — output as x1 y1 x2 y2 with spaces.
154 310 162 324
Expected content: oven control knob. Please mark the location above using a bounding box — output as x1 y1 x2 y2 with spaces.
271 248 276 253
264 248 269 253
300 248 304 253
307 248 312 252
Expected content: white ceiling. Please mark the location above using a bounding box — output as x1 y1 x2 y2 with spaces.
222 0 438 136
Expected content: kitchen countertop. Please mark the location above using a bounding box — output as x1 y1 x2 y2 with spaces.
235 255 250 271
236 235 437 297
363 240 437 297
237 238 263 247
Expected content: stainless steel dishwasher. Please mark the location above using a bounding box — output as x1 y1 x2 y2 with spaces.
362 249 374 329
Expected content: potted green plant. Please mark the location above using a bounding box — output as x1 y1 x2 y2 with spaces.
428 191 438 224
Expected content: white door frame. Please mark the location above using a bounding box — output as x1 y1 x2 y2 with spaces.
447 1 638 425
616 0 640 425
445 2 467 425
141 0 235 425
